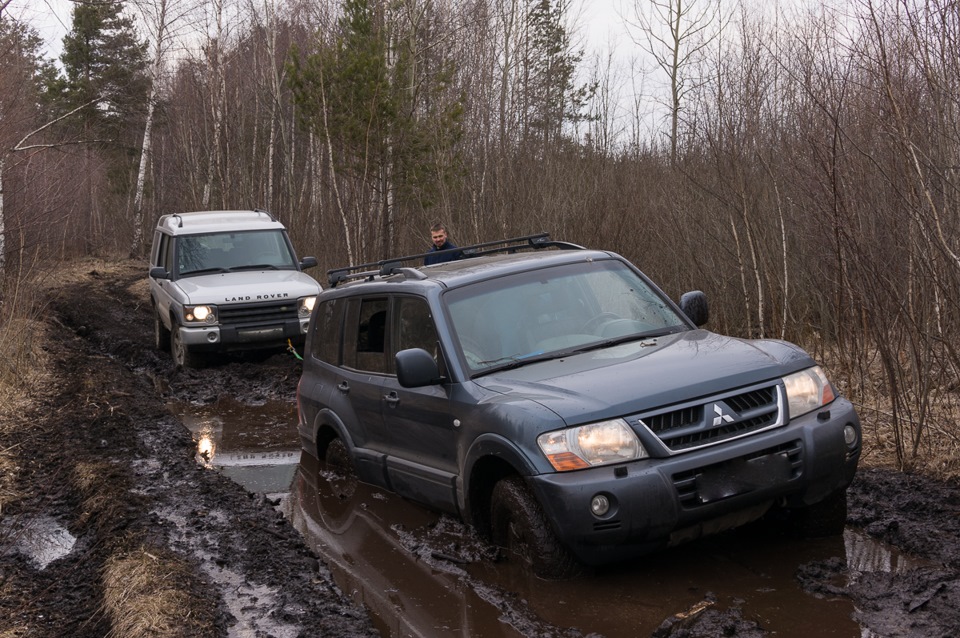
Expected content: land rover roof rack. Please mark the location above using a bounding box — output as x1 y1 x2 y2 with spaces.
326 232 583 287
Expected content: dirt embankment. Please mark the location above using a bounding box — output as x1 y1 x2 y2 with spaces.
1 262 376 637
2 260 960 637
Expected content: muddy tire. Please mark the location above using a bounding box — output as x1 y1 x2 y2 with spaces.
318 437 358 526
154 308 171 351
790 488 848 537
324 437 354 474
170 318 204 368
490 476 580 579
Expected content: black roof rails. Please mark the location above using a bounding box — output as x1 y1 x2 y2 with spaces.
253 208 276 221
326 232 583 287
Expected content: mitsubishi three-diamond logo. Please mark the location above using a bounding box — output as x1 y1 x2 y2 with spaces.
712 404 735 427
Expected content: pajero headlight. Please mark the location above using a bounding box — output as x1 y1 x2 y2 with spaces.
299 296 317 317
184 304 218 324
538 419 648 472
783 365 836 419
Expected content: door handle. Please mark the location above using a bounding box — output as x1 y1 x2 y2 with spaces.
384 391 400 406
337 381 350 393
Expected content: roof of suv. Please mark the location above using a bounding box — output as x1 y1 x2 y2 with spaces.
156 210 285 236
325 234 611 291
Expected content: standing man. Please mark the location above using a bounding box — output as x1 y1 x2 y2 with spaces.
424 223 463 265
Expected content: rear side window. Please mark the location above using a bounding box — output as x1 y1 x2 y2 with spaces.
310 299 343 364
343 298 390 374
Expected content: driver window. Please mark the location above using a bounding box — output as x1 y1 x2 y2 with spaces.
394 297 439 357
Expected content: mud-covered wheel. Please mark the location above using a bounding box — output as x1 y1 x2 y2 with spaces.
154 308 171 351
319 437 357 520
170 317 203 368
490 476 580 579
324 437 354 474
791 488 848 537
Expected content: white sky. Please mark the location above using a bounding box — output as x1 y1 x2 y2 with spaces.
9 0 631 66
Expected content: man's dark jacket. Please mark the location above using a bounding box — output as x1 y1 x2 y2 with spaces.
424 241 462 265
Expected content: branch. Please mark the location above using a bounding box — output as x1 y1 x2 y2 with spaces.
15 139 113 152
13 99 101 152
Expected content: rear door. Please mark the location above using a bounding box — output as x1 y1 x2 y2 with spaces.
328 296 392 483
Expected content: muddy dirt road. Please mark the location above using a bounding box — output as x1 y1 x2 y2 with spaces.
2 260 959 637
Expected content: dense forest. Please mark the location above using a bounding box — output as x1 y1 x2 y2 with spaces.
1 0 959 475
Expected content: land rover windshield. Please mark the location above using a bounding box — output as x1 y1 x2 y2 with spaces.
177 230 297 276
444 259 690 375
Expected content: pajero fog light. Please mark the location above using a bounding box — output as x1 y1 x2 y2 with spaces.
844 424 858 447
184 304 217 324
299 296 316 317
538 419 647 472
783 366 836 419
591 494 611 517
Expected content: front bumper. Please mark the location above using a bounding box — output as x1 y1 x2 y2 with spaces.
178 317 309 352
529 397 861 566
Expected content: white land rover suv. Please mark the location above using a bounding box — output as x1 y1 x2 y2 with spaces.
148 210 321 367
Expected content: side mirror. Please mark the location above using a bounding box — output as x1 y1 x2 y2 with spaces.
300 256 319 269
396 348 441 388
149 266 171 280
679 290 709 326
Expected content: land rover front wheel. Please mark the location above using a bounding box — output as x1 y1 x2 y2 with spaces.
170 317 203 368
490 476 580 579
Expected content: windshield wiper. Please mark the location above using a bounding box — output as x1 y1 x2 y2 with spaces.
182 267 230 276
570 327 683 354
475 350 561 374
228 264 281 271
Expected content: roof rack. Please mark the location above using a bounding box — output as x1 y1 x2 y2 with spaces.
326 232 583 287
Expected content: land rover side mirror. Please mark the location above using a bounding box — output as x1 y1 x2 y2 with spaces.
396 348 441 388
300 256 319 269
679 290 709 326
149 266 171 280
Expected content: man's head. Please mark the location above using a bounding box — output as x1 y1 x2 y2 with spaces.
430 223 448 248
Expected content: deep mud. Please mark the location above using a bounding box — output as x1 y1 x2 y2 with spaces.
1 260 959 637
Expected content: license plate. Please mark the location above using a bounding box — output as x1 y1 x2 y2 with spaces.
237 326 284 342
697 452 791 503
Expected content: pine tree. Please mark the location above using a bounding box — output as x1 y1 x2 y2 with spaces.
288 0 463 259
51 0 150 143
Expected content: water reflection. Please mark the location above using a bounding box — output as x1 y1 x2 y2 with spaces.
285 454 897 638
170 397 300 494
843 528 922 575
167 394 925 638
2 515 77 569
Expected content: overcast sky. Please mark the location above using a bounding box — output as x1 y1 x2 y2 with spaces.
11 0 631 65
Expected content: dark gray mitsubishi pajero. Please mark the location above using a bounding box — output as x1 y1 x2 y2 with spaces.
296 234 861 578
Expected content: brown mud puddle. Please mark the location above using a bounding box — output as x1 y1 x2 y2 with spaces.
173 397 926 637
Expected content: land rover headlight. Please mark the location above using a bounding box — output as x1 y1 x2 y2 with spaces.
299 296 316 317
538 419 647 472
184 304 217 324
783 366 836 419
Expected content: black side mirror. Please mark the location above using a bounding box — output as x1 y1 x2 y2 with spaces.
300 256 319 269
396 348 442 388
679 290 709 326
149 266 171 280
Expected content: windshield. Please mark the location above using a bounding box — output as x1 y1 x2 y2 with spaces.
445 259 688 375
176 230 297 276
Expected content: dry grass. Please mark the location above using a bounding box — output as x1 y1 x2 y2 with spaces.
101 547 208 638
0 286 52 514
818 348 960 481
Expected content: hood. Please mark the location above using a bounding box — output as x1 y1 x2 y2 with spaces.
175 270 321 305
472 330 814 425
